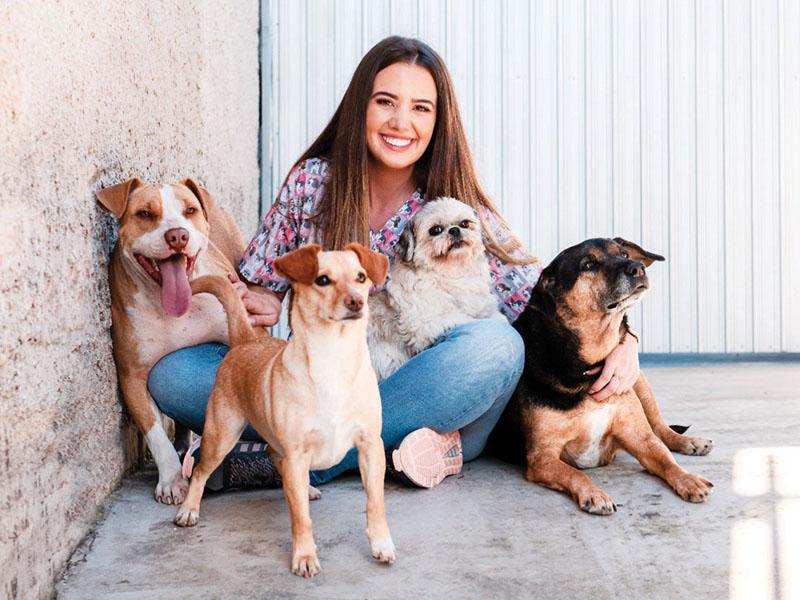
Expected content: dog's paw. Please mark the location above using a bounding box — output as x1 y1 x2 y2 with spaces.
577 488 617 516
673 472 713 503
291 550 321 578
174 506 199 527
371 536 396 565
308 485 322 501
676 436 714 456
155 475 189 505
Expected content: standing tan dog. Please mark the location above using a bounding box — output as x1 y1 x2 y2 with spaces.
174 243 396 577
97 178 247 504
490 238 714 515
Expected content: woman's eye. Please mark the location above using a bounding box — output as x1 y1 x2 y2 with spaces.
377 98 393 106
314 275 330 286
356 272 366 283
414 105 431 112
137 210 153 219
459 220 471 228
185 207 197 215
429 225 443 236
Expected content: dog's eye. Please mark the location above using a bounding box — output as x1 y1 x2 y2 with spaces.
137 210 154 219
620 251 629 259
459 220 471 228
429 225 443 236
185 207 197 215
356 272 366 283
581 261 597 271
314 275 330 286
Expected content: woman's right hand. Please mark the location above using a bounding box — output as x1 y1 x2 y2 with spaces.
228 273 283 327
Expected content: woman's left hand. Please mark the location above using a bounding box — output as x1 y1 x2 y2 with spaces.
586 332 640 402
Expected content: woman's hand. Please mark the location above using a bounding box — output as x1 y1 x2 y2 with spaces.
228 273 283 328
586 332 640 402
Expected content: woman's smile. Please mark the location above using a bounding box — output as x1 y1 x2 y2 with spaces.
380 134 416 151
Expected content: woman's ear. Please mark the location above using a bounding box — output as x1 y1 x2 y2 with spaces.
274 244 322 285
396 225 415 262
346 243 389 286
96 178 144 219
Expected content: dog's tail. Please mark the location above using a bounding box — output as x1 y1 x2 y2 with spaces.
190 275 256 348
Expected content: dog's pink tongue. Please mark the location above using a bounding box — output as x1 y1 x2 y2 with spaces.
159 255 191 317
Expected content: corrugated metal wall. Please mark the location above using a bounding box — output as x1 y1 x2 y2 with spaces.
261 0 800 353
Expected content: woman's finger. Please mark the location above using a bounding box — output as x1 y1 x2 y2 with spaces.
589 363 616 394
248 313 279 328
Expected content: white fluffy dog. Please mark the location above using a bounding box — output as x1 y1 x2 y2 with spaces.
368 197 502 381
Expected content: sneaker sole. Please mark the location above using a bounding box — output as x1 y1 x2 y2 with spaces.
391 428 463 488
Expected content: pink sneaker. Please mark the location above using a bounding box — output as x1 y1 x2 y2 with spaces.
390 428 463 488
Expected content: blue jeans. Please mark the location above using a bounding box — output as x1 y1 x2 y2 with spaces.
147 319 524 485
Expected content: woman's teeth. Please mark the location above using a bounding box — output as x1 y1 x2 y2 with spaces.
382 135 413 148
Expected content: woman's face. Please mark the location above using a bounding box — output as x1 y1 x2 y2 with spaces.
365 62 437 173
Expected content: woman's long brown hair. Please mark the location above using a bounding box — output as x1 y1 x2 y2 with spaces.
289 36 536 264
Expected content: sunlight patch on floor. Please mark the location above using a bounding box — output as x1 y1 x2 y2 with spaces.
730 447 800 600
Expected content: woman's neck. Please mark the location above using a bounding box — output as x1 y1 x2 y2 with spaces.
368 159 416 230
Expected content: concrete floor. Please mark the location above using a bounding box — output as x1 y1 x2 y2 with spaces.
58 363 800 599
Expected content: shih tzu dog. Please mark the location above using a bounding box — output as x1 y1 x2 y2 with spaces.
368 197 502 381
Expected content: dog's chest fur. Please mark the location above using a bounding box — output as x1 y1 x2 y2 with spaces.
125 287 228 368
302 342 373 470
562 403 616 468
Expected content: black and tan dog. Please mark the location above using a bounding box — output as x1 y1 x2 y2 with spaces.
489 238 713 515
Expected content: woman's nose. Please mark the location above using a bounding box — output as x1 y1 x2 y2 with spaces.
389 106 410 129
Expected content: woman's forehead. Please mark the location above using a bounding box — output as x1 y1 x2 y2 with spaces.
372 62 437 100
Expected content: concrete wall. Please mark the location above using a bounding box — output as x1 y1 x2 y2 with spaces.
0 2 260 598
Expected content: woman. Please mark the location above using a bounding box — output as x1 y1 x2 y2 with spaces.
149 36 640 489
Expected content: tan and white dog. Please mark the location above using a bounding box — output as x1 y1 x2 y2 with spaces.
97 178 249 504
174 244 396 577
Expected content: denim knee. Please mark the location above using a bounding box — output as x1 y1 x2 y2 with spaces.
442 319 524 394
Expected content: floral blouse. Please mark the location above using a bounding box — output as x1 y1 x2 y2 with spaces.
239 157 541 322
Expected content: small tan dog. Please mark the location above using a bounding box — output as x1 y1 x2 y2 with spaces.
369 197 501 380
97 178 249 504
174 243 396 577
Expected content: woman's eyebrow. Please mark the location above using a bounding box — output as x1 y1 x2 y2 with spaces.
371 91 435 106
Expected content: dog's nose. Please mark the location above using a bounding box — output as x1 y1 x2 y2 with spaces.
164 228 190 250
344 294 364 312
448 226 461 237
626 261 645 278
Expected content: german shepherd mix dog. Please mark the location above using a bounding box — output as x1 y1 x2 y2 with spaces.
490 238 713 515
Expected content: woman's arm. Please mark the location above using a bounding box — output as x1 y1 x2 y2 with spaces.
236 158 329 327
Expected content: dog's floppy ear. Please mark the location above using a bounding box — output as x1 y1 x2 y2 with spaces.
396 225 415 262
531 267 557 318
346 243 389 286
181 178 214 219
96 178 143 219
613 238 665 267
274 244 321 285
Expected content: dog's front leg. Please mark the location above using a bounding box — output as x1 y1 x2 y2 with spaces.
282 455 320 577
356 433 396 565
633 373 714 456
614 402 713 503
119 372 187 504
527 450 617 516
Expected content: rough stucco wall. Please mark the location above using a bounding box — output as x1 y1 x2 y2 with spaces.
0 2 259 598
